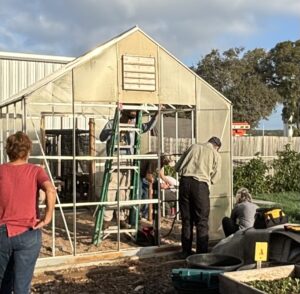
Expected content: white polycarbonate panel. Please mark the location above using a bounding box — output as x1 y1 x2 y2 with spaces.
73 46 118 103
27 72 72 105
196 107 233 228
210 152 232 196
209 197 231 240
198 81 230 110
159 50 196 105
196 109 231 151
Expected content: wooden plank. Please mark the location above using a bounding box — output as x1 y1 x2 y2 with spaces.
123 64 155 73
123 77 155 85
124 72 155 79
123 55 155 65
123 83 155 91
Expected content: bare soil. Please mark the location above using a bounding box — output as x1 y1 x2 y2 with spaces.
32 255 185 294
40 210 182 257
33 210 184 293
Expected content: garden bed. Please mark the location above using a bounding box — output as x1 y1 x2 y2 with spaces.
219 264 300 294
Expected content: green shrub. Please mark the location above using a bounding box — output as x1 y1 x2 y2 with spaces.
269 144 300 192
233 155 269 195
233 145 300 194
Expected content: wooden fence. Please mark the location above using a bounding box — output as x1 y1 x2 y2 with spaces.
233 136 300 157
151 136 300 157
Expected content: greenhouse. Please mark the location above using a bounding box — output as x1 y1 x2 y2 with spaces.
0 26 233 266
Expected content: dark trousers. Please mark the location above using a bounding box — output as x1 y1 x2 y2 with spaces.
179 177 210 254
222 217 239 237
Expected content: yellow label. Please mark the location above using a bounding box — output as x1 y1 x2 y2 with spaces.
265 209 284 219
255 242 268 261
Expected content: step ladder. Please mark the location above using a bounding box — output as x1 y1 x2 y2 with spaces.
93 105 143 245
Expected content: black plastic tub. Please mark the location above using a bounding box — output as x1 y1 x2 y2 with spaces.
186 253 243 272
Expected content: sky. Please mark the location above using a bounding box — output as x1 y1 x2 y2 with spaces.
0 0 299 129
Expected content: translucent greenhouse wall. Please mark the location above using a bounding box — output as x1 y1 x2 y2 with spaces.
196 80 233 240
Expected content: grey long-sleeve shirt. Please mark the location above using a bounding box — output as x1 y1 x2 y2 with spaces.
175 142 221 187
100 113 158 155
231 201 259 229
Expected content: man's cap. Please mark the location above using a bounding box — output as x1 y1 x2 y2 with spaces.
208 136 222 148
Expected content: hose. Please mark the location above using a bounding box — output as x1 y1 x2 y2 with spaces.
162 211 180 238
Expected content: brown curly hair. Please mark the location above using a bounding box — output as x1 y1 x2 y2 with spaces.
6 131 32 161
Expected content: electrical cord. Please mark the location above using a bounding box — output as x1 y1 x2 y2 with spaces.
162 210 180 238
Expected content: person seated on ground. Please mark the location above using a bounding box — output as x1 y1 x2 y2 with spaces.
140 153 175 219
222 187 258 237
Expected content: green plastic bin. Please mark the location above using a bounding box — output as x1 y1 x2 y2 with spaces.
171 268 223 294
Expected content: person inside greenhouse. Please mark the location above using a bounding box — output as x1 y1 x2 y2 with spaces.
99 107 159 229
139 153 176 219
222 187 258 237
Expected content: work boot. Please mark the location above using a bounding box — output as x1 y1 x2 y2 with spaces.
196 235 209 253
176 250 195 260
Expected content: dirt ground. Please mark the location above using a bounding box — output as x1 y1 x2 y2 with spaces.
40 209 182 257
32 210 185 293
32 255 186 294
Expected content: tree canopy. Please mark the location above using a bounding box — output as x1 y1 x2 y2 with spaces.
193 47 281 127
265 40 300 131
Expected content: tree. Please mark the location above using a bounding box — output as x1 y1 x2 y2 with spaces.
265 41 300 133
193 48 280 127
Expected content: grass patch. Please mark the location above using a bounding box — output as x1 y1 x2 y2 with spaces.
255 192 300 223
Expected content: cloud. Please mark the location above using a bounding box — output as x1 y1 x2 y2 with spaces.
0 0 299 64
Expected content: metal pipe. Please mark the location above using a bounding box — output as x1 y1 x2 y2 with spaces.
116 106 121 251
175 111 179 221
29 113 74 253
161 112 165 218
72 69 77 256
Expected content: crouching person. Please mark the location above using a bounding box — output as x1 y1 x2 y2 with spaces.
222 187 258 237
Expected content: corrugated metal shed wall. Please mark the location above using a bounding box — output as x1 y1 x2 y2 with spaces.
0 52 74 102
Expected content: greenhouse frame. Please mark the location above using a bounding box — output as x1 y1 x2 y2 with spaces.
0 26 233 266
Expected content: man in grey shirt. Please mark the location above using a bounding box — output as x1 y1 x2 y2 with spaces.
222 187 258 237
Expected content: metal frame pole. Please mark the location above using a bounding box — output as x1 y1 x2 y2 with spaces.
71 69 77 256
29 114 74 253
